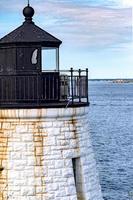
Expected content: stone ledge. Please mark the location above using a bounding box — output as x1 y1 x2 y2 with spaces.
0 107 89 120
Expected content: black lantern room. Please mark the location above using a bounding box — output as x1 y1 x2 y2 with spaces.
0 5 62 74
0 4 89 108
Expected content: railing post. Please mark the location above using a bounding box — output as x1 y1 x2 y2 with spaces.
70 68 74 104
79 69 81 102
86 68 89 103
57 72 60 101
37 73 41 105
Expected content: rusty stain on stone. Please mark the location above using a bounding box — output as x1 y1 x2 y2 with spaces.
70 118 77 140
33 121 47 199
0 125 8 200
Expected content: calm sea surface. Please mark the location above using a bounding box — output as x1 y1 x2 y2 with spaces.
88 81 133 200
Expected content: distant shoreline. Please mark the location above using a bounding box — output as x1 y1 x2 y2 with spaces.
89 79 133 83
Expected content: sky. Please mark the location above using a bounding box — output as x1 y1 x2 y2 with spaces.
0 0 132 79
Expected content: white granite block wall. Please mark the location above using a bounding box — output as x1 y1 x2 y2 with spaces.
0 107 103 200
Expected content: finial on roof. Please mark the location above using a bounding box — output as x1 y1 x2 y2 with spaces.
23 2 35 23
28 0 30 6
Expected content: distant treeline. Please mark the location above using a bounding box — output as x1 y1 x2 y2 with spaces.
89 79 133 82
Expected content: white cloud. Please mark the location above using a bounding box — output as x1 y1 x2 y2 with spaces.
36 3 131 49
0 0 131 49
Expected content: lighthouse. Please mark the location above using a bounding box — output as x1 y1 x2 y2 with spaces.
0 3 103 200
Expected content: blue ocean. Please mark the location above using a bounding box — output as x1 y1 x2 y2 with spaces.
88 81 133 200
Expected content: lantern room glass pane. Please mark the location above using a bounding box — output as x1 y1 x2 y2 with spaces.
42 49 56 71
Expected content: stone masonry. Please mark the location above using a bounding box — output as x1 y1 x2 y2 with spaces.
0 107 103 200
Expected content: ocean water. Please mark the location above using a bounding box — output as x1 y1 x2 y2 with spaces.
88 81 133 200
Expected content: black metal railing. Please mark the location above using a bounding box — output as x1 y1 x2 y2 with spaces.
0 68 89 108
59 68 88 104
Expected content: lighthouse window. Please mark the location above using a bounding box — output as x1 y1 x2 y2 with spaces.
42 48 56 71
72 158 84 199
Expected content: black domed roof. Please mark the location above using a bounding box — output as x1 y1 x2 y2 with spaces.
0 5 62 47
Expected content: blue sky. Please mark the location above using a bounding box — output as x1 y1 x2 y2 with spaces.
0 0 132 78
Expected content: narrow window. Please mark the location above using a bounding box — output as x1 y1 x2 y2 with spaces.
72 158 85 200
72 158 77 184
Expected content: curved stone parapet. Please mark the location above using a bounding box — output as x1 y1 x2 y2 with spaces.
0 107 88 120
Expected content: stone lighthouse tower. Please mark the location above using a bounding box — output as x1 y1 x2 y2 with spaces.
0 3 103 200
